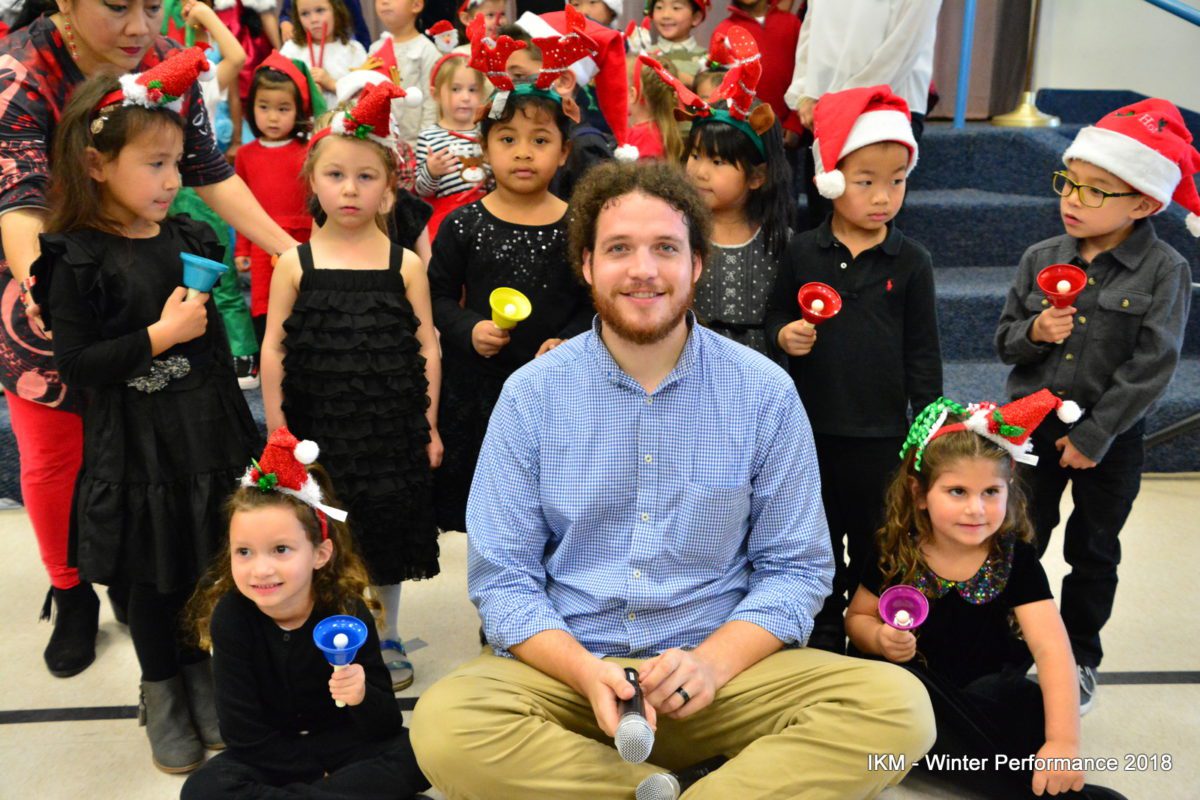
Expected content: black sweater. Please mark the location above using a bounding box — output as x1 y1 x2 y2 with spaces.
209 593 401 783
765 218 943 437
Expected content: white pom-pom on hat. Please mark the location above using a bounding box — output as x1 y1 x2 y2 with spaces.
614 144 640 162
294 439 320 465
400 87 423 108
1056 400 1082 424
815 169 846 199
1187 212 1200 237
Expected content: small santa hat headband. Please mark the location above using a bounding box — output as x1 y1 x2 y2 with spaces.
92 45 214 132
1062 98 1200 236
811 84 919 200
242 428 348 539
638 28 774 157
427 19 460 54
901 390 1083 472
471 6 597 123
309 75 417 155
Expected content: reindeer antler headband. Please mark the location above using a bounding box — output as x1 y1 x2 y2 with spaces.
639 27 773 157
470 5 597 123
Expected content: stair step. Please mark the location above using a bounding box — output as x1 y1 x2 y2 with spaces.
910 125 1069 195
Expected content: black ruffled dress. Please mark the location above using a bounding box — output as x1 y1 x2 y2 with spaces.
31 216 259 594
281 243 439 584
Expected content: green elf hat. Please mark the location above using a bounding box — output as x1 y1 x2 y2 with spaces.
901 389 1084 471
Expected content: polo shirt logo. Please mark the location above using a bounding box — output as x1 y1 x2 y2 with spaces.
886 278 894 292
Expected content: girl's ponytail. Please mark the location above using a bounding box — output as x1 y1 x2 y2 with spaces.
638 59 684 163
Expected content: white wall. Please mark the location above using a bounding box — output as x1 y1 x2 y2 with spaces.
1034 0 1200 112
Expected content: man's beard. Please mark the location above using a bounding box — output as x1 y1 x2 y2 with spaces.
591 281 695 346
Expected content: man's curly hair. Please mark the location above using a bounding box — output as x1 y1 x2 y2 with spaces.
567 161 712 282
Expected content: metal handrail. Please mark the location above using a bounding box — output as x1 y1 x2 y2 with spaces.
1142 0 1200 26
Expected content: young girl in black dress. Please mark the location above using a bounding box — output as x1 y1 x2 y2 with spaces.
428 22 595 534
847 391 1126 800
261 75 442 692
182 430 429 799
31 50 259 773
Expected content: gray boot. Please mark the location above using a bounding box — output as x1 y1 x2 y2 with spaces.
180 660 224 751
139 674 204 774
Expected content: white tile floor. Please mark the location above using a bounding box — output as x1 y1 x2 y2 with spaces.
2 475 1197 799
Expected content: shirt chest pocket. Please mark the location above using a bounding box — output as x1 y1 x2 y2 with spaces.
669 482 751 568
1094 289 1151 348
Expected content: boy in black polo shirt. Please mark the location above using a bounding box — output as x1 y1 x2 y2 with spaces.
995 99 1196 713
766 86 943 654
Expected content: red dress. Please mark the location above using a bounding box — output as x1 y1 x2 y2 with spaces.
234 139 312 317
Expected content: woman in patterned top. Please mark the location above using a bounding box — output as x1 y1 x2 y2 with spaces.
0 0 298 680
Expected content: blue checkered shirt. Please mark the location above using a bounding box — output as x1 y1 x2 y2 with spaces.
467 316 833 658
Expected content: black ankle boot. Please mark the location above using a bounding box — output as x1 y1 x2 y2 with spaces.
41 582 100 678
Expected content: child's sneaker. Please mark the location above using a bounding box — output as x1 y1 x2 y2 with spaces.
235 356 259 390
1078 665 1098 715
382 639 414 691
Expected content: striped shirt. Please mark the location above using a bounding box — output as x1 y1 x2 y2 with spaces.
414 125 489 199
467 316 833 658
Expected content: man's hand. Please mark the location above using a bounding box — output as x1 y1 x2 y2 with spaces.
472 320 511 357
581 660 657 738
637 648 723 720
1055 436 1097 470
1032 739 1085 796
328 663 367 706
876 624 917 663
777 320 817 357
1030 306 1075 344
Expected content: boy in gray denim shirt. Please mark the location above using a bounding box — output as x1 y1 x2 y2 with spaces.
995 98 1196 714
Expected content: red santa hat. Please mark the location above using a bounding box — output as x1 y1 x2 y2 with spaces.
95 45 215 118
427 19 460 53
242 428 348 535
310 74 418 155
1062 98 1200 236
910 389 1083 469
811 85 919 200
515 6 629 145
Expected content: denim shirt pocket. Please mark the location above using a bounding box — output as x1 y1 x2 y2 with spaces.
669 482 751 569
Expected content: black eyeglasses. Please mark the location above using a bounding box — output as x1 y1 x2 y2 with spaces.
1052 171 1140 209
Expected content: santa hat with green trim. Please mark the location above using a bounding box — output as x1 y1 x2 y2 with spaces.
903 389 1082 470
96 45 215 117
1063 98 1200 236
811 84 918 200
257 51 326 118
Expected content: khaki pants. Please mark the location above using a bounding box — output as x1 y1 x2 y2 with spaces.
412 648 935 799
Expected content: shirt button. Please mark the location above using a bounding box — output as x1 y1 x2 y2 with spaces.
628 613 636 621
1041 298 1050 307
1065 353 1074 361
1078 316 1086 324
1088 277 1096 286
839 262 848 269
641 512 650 522
1121 298 1130 308
283 633 290 642
644 454 652 463
633 570 641 578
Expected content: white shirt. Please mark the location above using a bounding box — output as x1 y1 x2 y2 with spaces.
784 0 942 115
371 33 441 147
280 38 369 111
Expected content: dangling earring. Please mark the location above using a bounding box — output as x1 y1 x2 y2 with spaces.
62 16 81 63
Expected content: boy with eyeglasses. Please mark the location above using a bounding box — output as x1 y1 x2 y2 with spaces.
995 99 1197 715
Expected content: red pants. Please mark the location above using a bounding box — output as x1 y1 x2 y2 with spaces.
5 392 83 589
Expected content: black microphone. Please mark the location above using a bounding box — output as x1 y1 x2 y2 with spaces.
614 667 654 763
636 755 729 800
